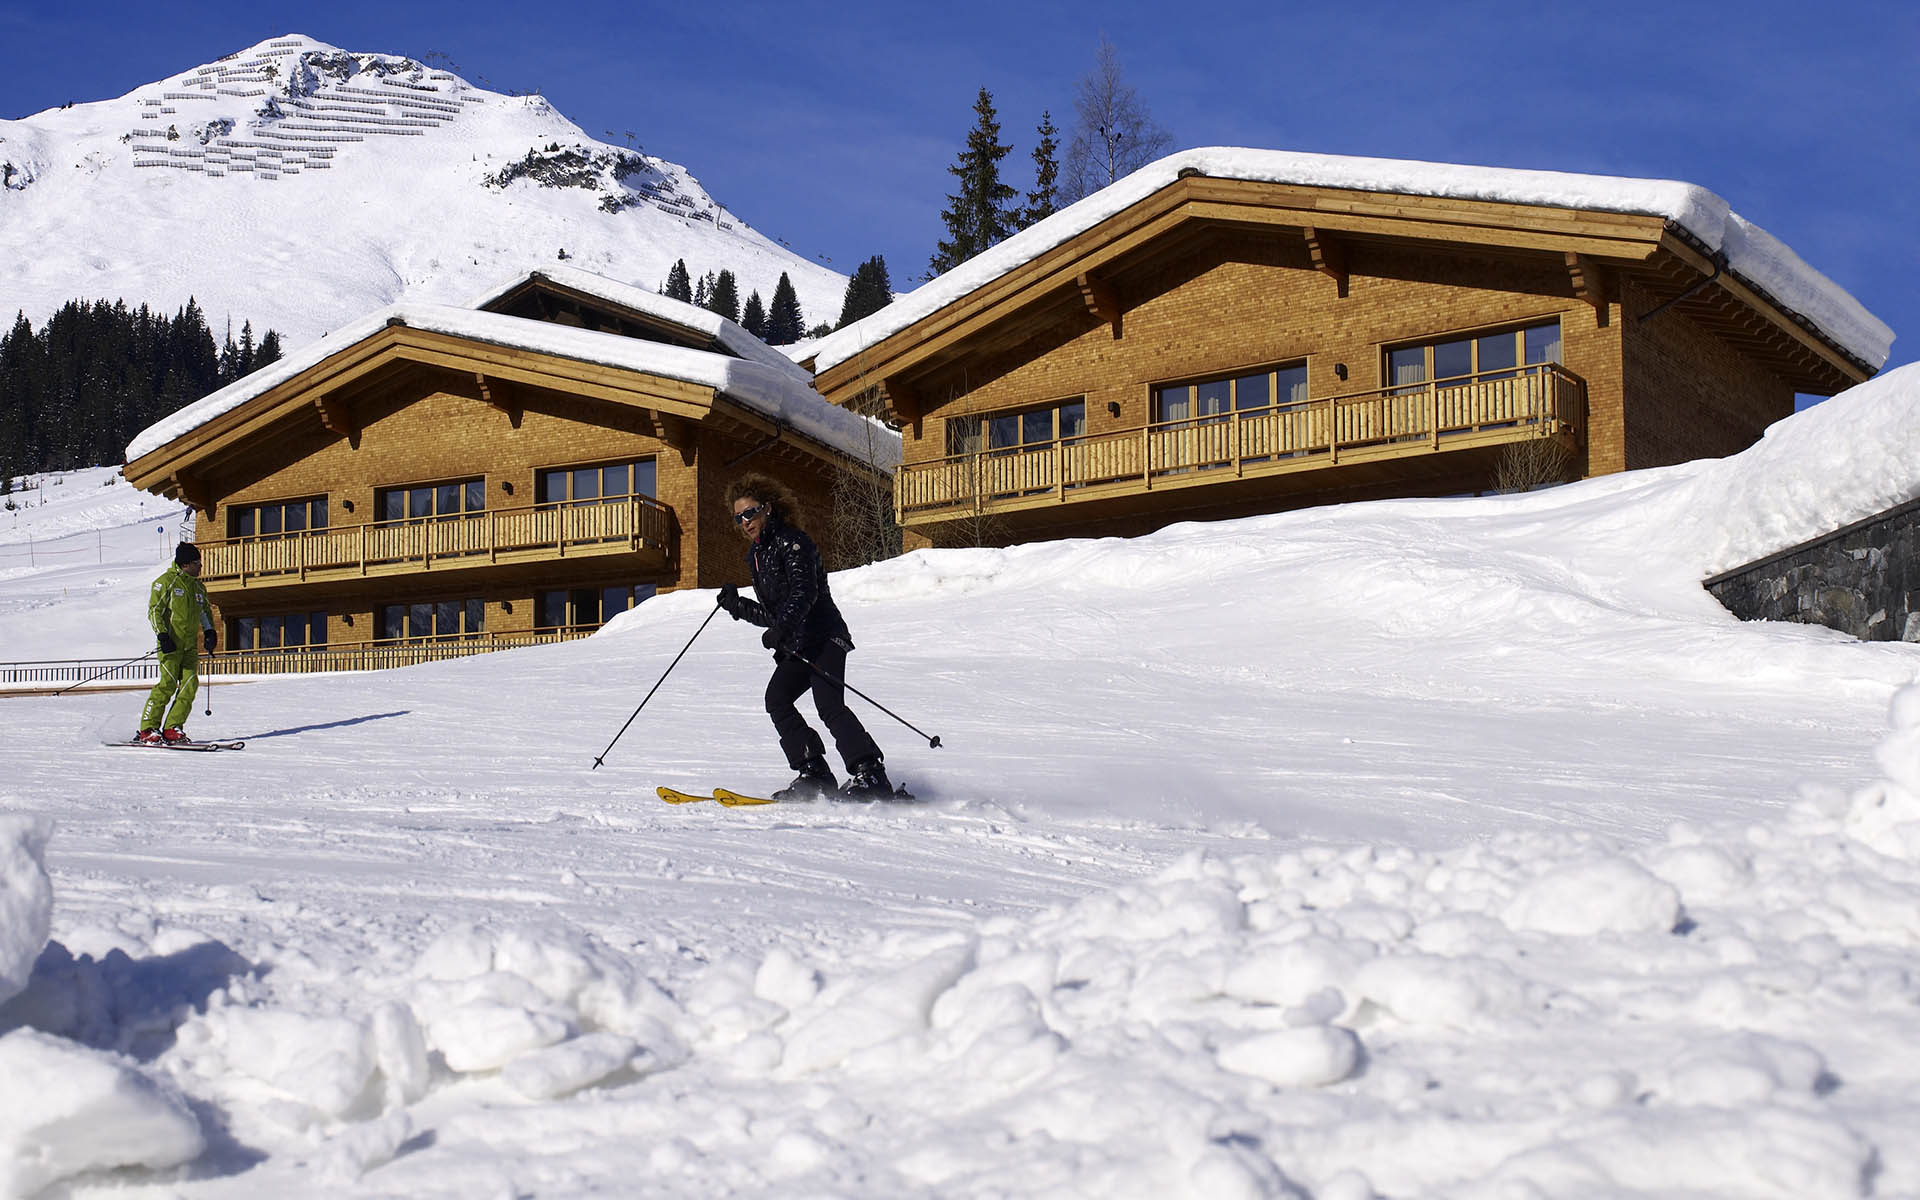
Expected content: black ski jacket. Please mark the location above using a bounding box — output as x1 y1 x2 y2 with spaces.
737 513 853 651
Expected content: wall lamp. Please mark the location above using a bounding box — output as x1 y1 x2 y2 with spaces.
501 480 515 495
341 498 355 512
1334 363 1348 381
1106 401 1121 418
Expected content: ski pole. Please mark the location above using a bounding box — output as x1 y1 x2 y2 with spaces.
52 649 157 697
590 600 724 769
784 647 943 749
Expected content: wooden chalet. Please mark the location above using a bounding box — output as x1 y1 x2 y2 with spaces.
808 149 1889 549
121 268 896 673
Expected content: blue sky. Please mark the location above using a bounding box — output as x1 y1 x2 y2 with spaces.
2 0 1915 378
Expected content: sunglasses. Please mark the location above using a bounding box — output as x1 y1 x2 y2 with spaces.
734 502 769 526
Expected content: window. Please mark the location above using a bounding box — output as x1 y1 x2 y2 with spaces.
535 584 656 631
537 459 656 506
376 477 485 523
376 597 485 642
229 611 329 651
1153 363 1308 425
945 400 1086 457
228 497 328 539
1386 319 1561 392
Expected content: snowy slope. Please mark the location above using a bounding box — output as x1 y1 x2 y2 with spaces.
0 34 849 350
2 367 1920 1197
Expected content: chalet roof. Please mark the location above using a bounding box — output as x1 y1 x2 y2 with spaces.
810 147 1893 377
125 300 899 469
464 265 815 384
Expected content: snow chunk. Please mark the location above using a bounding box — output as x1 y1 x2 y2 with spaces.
0 1028 202 1195
1503 856 1683 935
1216 1024 1362 1088
500 1031 638 1100
0 814 53 1006
201 1007 376 1118
1842 683 1920 859
427 999 572 1073
782 941 976 1074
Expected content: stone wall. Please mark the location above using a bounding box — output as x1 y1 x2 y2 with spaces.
1704 496 1920 642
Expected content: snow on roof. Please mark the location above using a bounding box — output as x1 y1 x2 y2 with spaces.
463 266 816 385
124 302 898 469
811 147 1894 375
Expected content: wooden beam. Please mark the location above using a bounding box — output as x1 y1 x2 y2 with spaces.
1565 252 1609 326
884 376 922 426
474 372 523 428
1302 226 1349 298
313 392 357 440
1076 271 1122 336
171 470 214 516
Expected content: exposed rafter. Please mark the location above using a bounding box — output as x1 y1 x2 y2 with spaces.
313 393 358 443
474 372 524 428
170 469 213 515
1565 252 1609 326
884 376 923 438
1301 226 1349 298
1076 271 1122 336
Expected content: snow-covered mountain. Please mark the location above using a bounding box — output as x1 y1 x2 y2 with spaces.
0 34 849 349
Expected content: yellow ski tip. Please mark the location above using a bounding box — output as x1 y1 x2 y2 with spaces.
714 788 777 807
656 786 711 804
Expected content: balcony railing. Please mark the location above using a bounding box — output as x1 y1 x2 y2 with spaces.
898 364 1584 522
0 631 599 690
198 496 676 589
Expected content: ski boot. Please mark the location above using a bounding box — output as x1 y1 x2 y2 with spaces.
161 727 189 744
135 728 165 746
773 757 837 801
840 756 895 801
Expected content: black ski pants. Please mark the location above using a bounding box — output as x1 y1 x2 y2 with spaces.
765 640 881 772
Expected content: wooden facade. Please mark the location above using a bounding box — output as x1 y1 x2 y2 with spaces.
122 279 882 664
811 171 1875 548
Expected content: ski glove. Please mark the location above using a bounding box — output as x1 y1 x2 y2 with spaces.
156 631 178 654
761 624 788 652
203 629 218 653
718 584 742 619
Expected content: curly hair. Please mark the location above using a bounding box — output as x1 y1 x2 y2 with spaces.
725 472 798 521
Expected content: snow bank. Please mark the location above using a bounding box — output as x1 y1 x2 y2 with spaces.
0 1028 202 1196
0 815 52 1006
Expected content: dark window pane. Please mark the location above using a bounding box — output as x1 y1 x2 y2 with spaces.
234 509 255 538
1276 365 1309 406
310 499 327 529
465 480 484 512
259 616 282 650
1154 385 1191 424
1433 338 1472 381
634 459 656 498
259 507 282 535
310 612 327 647
410 487 433 519
283 503 305 533
436 484 460 516
1022 410 1052 445
1196 379 1231 420
236 617 255 649
380 491 405 522
570 588 598 626
1389 346 1427 390
378 605 403 640
409 603 431 639
634 584 657 604
1059 402 1086 438
536 590 567 629
537 471 567 504
602 587 630 619
1478 333 1519 375
603 464 628 498
946 416 983 456
1235 373 1271 411
1524 322 1562 364
465 599 483 634
988 413 1021 450
572 469 599 501
436 600 459 635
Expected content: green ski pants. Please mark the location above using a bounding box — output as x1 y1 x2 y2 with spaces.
141 649 200 731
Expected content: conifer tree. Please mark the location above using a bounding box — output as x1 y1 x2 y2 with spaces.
835 256 894 329
766 273 805 345
663 259 693 303
1022 110 1061 228
929 87 1017 277
707 269 741 324
742 292 768 339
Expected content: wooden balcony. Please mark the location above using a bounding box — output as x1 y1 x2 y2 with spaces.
198 496 677 595
897 364 1585 528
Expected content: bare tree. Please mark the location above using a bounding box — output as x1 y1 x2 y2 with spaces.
1061 35 1174 203
826 386 904 568
1492 438 1574 493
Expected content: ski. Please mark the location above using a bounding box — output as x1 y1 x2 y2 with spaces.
655 786 779 806
655 787 713 804
104 738 245 751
